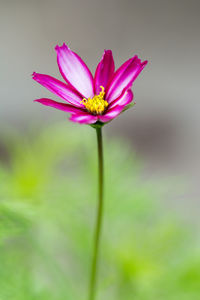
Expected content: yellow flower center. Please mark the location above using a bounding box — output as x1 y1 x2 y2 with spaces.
81 86 108 115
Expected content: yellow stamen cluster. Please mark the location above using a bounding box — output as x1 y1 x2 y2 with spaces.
81 86 108 115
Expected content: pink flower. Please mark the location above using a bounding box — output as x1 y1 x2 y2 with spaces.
33 43 147 125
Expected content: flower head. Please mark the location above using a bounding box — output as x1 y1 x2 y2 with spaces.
32 43 147 125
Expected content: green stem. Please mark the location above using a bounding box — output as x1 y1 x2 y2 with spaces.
89 127 104 300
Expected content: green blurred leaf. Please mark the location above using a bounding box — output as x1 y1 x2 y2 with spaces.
0 123 199 300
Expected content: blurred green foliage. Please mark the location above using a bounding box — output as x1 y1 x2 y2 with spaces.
0 123 200 300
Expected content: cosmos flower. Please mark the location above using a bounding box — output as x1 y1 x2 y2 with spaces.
33 43 147 125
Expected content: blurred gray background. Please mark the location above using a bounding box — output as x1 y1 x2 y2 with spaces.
0 0 200 221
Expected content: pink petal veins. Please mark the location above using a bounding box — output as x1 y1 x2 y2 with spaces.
34 98 85 114
109 89 134 109
106 56 147 102
70 112 98 124
55 43 94 98
98 105 126 123
94 50 115 94
32 73 84 107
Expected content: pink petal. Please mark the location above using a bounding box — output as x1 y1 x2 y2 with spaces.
94 50 115 94
32 72 83 107
70 113 98 124
106 56 148 102
34 98 84 114
98 105 126 123
55 43 94 98
109 89 134 109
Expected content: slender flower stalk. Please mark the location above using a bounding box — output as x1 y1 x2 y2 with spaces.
32 43 148 299
89 126 104 300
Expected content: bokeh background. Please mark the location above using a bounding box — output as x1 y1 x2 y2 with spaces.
0 0 200 299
